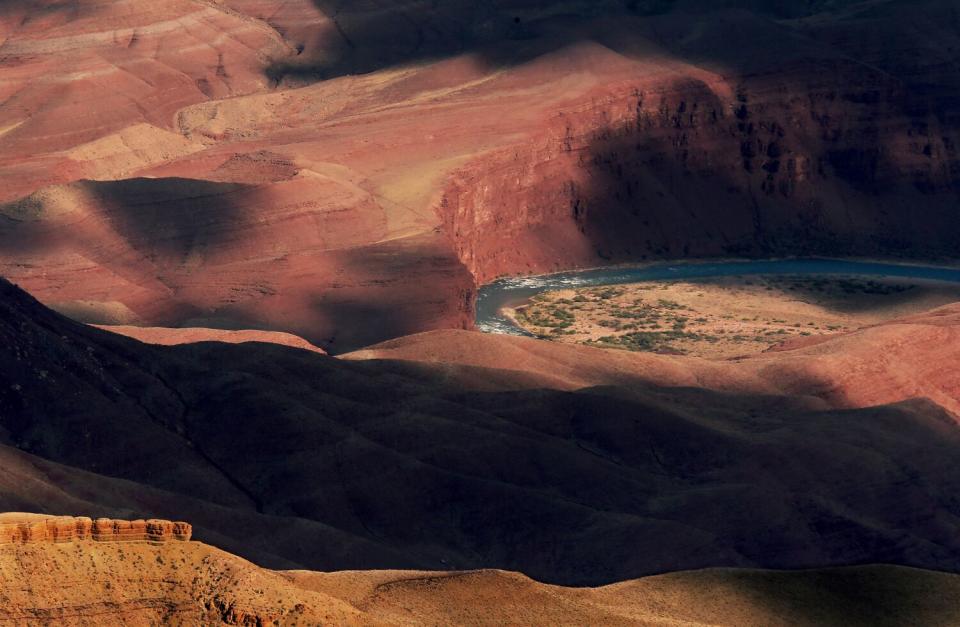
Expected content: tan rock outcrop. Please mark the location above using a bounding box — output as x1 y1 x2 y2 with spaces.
0 514 191 545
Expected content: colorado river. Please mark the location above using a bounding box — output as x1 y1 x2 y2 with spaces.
475 258 960 335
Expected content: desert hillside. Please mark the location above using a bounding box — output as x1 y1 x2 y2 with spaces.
3 278 960 586
3 513 960 626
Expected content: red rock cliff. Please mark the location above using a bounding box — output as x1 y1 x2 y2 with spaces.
441 68 960 284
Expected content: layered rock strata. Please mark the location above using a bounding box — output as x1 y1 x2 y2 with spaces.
0 514 191 544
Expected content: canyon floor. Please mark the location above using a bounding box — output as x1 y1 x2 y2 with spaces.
510 275 960 357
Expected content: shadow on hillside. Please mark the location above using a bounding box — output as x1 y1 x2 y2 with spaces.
79 178 255 261
753 275 960 315
261 0 886 85
0 0 82 17
0 178 256 262
5 274 960 586
301 238 474 353
264 0 674 84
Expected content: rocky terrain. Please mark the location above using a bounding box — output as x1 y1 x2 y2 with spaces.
0 514 357 625
3 277 960 587
3 514 960 625
1 0 958 351
3 0 960 622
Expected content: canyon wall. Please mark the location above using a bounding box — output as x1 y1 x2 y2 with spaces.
442 52 960 283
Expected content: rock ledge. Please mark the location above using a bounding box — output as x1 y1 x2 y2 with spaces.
0 514 191 544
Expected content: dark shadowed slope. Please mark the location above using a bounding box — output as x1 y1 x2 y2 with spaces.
3 278 960 585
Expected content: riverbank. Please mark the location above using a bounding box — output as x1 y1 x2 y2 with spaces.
476 258 960 356
509 275 960 358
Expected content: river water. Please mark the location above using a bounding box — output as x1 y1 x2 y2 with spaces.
475 258 960 335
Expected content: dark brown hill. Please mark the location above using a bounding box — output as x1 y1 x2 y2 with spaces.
3 278 960 585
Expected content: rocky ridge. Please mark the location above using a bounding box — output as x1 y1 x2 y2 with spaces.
0 514 191 545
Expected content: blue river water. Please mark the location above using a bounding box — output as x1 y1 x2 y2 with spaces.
475 258 960 335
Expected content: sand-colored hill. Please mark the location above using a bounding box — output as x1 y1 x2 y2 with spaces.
94 325 326 354
2 0 959 350
0 514 361 626
3 514 960 626
295 566 960 627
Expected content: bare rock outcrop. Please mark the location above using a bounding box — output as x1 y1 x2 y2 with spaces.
0 516 358 626
0 514 191 545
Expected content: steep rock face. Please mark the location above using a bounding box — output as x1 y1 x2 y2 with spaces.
441 7 960 282
0 514 191 544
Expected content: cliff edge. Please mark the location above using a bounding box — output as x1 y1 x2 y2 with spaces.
0 514 192 544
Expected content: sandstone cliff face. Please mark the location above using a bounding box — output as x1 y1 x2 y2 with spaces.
440 10 960 282
0 514 191 545
0 516 360 626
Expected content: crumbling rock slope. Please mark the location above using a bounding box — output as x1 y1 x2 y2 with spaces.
0 514 359 626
